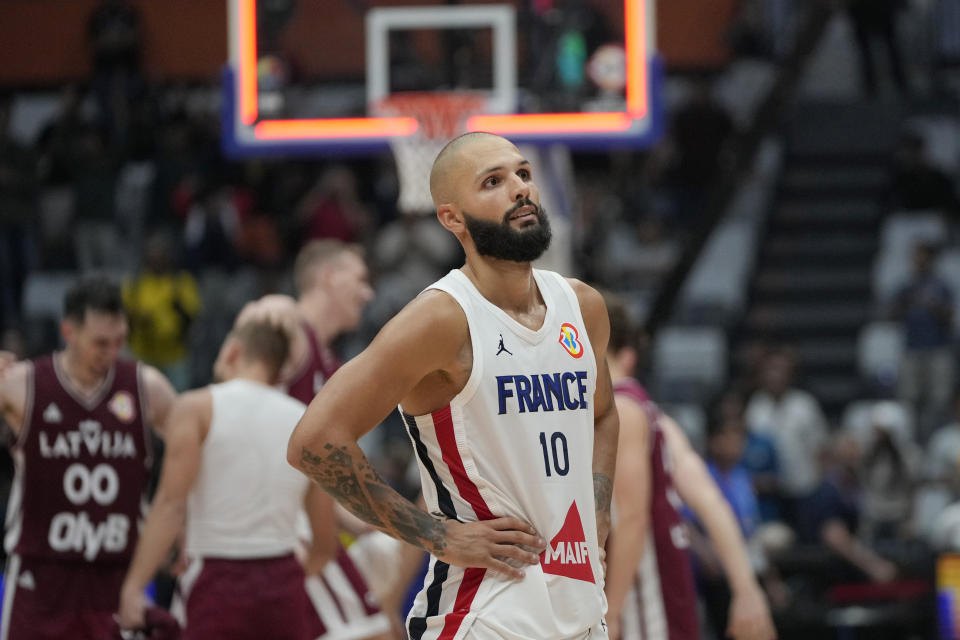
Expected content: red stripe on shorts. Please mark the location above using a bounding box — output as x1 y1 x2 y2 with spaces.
319 573 348 621
432 405 494 520
335 545 380 616
433 404 492 636
438 567 487 640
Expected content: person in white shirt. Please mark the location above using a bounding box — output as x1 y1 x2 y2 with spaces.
744 349 828 518
116 321 334 639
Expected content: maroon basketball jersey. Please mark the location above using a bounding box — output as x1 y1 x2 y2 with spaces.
613 377 699 640
7 355 152 564
285 322 341 405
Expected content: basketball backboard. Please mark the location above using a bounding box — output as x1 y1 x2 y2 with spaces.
223 0 663 157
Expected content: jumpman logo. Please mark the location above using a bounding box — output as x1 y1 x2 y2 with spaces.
496 334 513 356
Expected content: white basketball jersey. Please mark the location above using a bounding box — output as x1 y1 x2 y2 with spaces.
186 379 308 559
403 269 606 640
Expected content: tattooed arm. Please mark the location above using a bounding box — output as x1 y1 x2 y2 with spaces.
570 279 619 551
592 387 618 551
297 442 448 551
288 291 545 579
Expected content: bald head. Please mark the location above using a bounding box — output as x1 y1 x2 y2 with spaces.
429 132 515 206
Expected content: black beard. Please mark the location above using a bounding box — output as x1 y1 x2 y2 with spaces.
462 200 552 263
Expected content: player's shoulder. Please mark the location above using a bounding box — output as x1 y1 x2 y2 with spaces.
614 392 651 444
562 277 608 335
255 292 299 309
613 379 649 414
367 288 470 368
173 386 213 415
137 362 177 398
393 287 469 334
4 360 33 380
563 277 605 312
1 358 32 384
0 360 32 398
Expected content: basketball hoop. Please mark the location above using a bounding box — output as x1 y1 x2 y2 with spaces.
373 92 488 215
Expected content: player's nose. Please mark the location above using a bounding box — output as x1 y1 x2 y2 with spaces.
509 174 530 201
360 282 374 302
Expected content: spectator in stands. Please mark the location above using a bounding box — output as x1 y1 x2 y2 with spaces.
734 339 773 398
73 125 121 270
914 392 960 544
183 181 240 273
745 348 829 525
367 209 461 330
888 130 960 216
846 0 908 96
705 417 762 546
297 165 372 245
893 241 955 439
669 77 735 224
0 94 38 335
596 214 679 291
926 389 960 485
87 0 144 141
716 390 782 523
859 402 919 543
33 86 85 271
796 433 899 584
123 230 201 390
36 84 85 188
388 30 444 93
150 115 205 227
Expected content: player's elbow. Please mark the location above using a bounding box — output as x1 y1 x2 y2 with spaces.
287 426 307 472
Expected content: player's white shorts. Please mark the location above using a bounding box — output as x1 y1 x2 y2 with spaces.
305 546 392 640
467 617 609 639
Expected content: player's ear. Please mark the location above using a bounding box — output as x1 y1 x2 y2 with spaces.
226 336 243 364
317 264 336 288
436 203 463 234
214 334 241 372
60 319 76 345
618 346 638 377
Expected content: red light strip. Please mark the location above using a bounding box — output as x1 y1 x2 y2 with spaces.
255 117 419 139
240 0 648 139
468 112 633 134
625 0 647 117
239 0 258 125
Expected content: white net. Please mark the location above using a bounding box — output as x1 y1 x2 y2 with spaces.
372 92 488 215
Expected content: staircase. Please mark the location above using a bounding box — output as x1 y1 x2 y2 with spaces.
736 101 902 419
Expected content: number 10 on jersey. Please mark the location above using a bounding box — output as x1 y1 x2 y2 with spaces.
539 431 570 477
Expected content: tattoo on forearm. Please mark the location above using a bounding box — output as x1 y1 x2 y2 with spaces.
594 472 613 515
300 445 446 553
301 445 384 527
364 481 447 553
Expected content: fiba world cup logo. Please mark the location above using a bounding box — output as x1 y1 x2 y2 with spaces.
558 323 585 359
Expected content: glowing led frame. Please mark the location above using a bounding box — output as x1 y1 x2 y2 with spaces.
224 0 663 156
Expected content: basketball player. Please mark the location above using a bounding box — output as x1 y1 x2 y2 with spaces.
0 276 177 640
116 321 335 639
286 132 619 639
602 294 776 640
235 240 397 640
